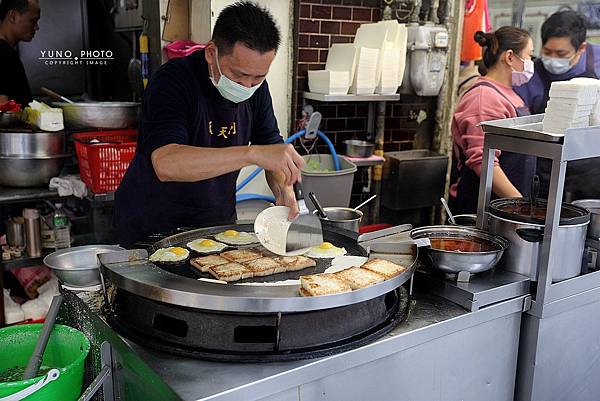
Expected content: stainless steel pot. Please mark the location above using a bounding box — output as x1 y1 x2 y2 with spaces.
0 131 66 157
572 199 600 240
343 140 375 158
313 207 363 232
5 217 25 247
0 155 68 187
54 102 140 131
489 198 590 282
44 245 125 287
410 225 508 274
0 111 21 128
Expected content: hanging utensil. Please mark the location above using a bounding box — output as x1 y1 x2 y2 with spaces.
530 175 540 218
308 192 328 219
40 87 75 104
440 197 456 225
353 194 377 211
23 295 63 380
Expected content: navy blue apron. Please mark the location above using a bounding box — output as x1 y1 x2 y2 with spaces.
535 45 600 200
450 81 536 214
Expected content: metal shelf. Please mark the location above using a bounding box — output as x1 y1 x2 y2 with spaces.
302 92 400 102
0 250 52 270
478 114 600 318
0 187 64 205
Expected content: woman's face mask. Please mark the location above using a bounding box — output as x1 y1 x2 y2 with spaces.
512 55 535 86
210 48 263 103
541 53 576 75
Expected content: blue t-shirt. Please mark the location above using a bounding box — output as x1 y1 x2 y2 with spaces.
115 50 282 247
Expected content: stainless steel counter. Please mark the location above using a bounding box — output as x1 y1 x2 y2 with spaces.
125 290 526 401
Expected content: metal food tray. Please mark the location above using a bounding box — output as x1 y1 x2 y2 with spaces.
100 224 417 313
481 114 564 143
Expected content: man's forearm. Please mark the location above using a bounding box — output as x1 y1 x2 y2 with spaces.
151 143 254 182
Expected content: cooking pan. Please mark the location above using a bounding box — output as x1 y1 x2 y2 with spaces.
53 102 140 130
99 223 420 313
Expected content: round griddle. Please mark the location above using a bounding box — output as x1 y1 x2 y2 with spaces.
100 223 417 313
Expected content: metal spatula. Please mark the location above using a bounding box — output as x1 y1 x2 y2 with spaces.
286 213 323 253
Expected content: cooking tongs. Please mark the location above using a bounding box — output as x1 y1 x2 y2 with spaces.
357 224 431 254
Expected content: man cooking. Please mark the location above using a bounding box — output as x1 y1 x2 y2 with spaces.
0 0 39 108
515 10 600 200
115 1 304 248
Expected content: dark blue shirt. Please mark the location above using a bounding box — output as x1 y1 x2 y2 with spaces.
514 44 600 114
115 50 282 247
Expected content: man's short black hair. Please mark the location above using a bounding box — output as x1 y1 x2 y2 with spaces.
541 10 588 49
212 1 280 54
0 0 30 21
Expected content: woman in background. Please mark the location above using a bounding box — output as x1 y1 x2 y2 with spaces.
450 27 536 214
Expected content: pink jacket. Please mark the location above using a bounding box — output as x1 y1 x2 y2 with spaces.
450 77 526 197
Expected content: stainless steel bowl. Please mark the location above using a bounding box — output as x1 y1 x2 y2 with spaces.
572 199 600 239
410 225 509 274
0 111 21 128
343 140 375 158
44 245 125 287
54 102 140 131
0 131 66 157
0 155 69 187
313 207 363 232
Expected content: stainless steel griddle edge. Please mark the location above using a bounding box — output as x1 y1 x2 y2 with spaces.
100 223 417 313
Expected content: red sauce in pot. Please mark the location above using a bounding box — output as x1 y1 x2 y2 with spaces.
429 237 499 252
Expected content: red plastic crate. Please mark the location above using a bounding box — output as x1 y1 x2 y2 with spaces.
73 130 137 194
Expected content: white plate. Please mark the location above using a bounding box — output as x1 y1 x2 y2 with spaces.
254 206 311 256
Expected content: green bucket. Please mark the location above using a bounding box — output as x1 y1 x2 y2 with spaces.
0 324 90 401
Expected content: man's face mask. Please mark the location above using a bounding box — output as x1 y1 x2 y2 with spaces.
210 48 263 103
541 53 577 75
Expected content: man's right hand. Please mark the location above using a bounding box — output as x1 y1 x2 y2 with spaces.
249 144 305 186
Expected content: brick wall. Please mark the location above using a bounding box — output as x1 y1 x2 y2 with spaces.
292 0 438 217
292 0 437 155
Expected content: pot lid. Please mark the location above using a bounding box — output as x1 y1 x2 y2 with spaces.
490 198 590 226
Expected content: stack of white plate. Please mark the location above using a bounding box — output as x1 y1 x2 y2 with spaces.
543 79 599 134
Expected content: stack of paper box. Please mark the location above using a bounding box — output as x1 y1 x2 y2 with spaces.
375 21 408 94
543 79 598 134
351 22 388 95
307 70 351 95
307 43 357 95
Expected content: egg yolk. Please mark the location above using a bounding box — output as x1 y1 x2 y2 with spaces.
320 242 334 249
171 247 187 256
200 239 216 246
224 230 239 237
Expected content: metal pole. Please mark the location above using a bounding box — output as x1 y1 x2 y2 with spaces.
372 101 387 224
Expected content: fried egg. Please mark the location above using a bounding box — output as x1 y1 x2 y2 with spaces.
187 238 228 253
305 242 347 258
149 247 189 263
214 230 258 245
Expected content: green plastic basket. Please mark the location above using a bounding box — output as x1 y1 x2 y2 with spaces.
0 324 90 401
